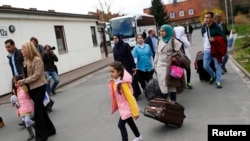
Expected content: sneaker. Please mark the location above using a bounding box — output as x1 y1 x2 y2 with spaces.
216 82 222 89
132 135 143 141
186 83 193 89
209 77 216 84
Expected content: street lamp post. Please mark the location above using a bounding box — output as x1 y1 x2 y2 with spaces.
230 0 234 29
225 0 229 24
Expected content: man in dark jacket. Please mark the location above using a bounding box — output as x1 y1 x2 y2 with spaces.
42 45 60 95
184 21 193 43
30 36 44 55
144 28 158 58
5 39 25 126
201 11 226 89
214 13 232 74
5 39 24 76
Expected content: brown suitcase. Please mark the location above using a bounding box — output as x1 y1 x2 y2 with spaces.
144 98 186 127
0 117 4 128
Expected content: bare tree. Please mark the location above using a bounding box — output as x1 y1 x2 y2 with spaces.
98 0 114 22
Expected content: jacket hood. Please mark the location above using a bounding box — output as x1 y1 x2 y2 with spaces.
109 69 132 84
174 26 185 40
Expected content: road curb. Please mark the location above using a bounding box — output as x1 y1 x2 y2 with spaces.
229 55 250 80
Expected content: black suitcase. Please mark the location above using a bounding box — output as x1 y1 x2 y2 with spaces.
195 51 216 81
144 98 186 127
144 79 164 101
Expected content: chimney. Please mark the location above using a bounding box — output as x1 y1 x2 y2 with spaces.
29 8 37 11
2 5 12 8
48 9 55 12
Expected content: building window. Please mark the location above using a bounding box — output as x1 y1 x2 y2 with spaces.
54 26 67 53
179 10 184 17
188 9 194 15
170 12 175 19
91 26 98 47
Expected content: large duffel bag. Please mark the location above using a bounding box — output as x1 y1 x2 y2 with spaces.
144 98 186 127
144 79 164 101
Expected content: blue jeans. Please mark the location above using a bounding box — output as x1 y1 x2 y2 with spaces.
221 52 229 69
203 50 222 83
45 71 60 94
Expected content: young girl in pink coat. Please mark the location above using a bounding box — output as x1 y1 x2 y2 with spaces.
11 75 35 141
108 61 143 141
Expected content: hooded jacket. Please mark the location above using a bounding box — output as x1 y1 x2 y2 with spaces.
17 87 34 117
108 69 139 120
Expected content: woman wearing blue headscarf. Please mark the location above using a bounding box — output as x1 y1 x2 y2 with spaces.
112 34 142 99
154 24 190 103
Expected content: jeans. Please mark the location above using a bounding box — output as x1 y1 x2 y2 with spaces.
45 71 60 94
221 52 229 69
203 50 222 83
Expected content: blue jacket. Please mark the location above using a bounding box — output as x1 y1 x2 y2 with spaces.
132 43 154 72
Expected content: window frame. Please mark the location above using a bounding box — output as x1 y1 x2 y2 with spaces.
179 10 184 17
169 12 175 19
188 9 194 15
90 26 98 47
54 26 67 53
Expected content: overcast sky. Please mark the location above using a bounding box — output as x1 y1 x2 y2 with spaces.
0 0 186 15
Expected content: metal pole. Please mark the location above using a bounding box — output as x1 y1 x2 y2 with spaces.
225 0 229 24
230 0 234 29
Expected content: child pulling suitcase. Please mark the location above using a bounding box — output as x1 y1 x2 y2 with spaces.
144 98 186 127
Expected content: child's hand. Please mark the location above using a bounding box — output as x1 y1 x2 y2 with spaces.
133 115 139 120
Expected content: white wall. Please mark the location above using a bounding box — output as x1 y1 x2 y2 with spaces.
0 13 102 96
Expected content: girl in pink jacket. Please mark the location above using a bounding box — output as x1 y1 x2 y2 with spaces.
12 75 35 141
108 61 143 141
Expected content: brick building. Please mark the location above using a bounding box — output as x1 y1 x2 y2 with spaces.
143 0 228 27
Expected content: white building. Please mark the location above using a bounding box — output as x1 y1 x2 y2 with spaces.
0 5 104 96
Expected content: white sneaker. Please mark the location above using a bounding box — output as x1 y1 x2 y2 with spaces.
132 135 143 141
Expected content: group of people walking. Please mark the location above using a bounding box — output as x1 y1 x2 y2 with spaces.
108 11 231 141
3 37 60 141
109 24 193 141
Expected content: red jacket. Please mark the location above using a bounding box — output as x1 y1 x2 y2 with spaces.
211 36 227 63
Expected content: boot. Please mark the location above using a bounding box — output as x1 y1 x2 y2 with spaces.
26 126 35 141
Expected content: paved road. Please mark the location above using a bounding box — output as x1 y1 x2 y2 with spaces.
1 29 250 141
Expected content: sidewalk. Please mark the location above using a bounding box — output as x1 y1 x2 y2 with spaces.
0 53 114 105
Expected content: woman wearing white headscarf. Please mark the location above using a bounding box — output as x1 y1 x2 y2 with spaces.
174 26 193 89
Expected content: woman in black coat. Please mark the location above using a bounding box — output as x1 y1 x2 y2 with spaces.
112 34 142 99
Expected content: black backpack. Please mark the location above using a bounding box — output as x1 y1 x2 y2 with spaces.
174 38 185 55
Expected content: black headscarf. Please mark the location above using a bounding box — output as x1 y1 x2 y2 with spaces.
114 34 124 49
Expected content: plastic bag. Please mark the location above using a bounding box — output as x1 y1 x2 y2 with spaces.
227 30 237 52
43 92 50 106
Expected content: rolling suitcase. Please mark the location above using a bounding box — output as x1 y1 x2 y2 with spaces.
0 116 4 128
194 51 215 81
144 98 185 127
144 79 164 101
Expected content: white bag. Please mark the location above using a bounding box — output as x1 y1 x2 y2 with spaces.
43 92 50 106
227 30 237 52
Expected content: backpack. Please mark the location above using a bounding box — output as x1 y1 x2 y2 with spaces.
158 38 185 55
174 38 185 55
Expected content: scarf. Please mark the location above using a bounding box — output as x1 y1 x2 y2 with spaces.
114 34 124 49
161 24 173 43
